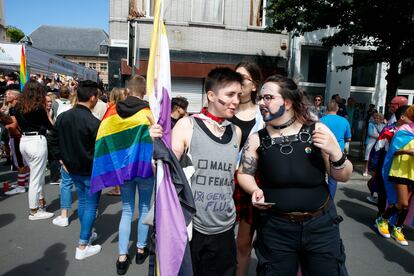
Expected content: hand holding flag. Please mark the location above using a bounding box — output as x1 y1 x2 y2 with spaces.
146 1 195 275
147 115 163 139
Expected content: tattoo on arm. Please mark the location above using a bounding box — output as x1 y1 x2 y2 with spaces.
240 139 257 175
241 156 258 175
242 139 250 152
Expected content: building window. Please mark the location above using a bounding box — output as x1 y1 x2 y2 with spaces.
351 50 377 87
100 63 108 72
300 46 328 84
191 0 224 24
99 45 109 55
78 62 86 66
135 0 154 17
249 0 272 27
89 63 97 70
399 59 414 89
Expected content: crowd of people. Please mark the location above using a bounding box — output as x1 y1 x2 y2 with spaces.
0 62 412 276
311 90 414 246
150 65 352 276
365 98 414 247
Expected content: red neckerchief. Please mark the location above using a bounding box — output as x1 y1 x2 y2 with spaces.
200 107 225 124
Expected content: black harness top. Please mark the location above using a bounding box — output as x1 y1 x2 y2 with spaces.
257 123 329 212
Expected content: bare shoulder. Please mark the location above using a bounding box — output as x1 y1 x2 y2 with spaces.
249 132 260 145
243 132 260 152
234 125 242 145
174 116 193 131
172 116 193 156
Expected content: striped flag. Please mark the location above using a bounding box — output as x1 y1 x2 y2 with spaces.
90 103 154 193
20 45 28 91
147 1 194 275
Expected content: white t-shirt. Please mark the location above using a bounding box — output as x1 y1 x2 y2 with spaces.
55 98 72 118
92 100 108 120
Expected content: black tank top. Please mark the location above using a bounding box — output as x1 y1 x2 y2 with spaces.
257 123 328 212
229 116 256 149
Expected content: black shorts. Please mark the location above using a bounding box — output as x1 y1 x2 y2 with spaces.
388 176 414 186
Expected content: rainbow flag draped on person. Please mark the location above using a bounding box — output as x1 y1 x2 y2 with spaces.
20 46 28 91
382 124 414 227
90 103 154 193
147 0 195 275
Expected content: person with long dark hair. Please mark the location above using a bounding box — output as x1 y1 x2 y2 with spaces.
237 75 352 275
11 80 54 220
230 61 264 276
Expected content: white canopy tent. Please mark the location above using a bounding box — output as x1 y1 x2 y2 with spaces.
0 42 98 81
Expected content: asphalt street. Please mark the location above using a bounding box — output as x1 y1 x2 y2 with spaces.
0 161 413 276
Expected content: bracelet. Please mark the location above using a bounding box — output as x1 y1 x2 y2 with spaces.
331 161 347 170
330 152 347 168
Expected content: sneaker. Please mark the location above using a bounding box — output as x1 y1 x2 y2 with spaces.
52 216 69 227
391 226 408 246
5 186 26 195
366 195 378 204
375 217 391 238
89 232 98 245
75 244 102 260
28 210 54 221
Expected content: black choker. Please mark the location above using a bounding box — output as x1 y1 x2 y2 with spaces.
240 99 252 104
271 117 296 130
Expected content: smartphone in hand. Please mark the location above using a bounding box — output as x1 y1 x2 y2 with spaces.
254 202 276 206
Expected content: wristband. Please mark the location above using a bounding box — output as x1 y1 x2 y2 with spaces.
331 162 347 170
330 152 347 167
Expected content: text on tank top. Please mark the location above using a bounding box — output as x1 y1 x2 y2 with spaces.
189 117 239 235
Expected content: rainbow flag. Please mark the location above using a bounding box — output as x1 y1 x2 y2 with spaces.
147 1 194 275
382 125 414 227
20 45 28 91
90 104 154 193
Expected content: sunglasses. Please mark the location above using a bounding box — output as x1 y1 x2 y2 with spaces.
314 99 321 102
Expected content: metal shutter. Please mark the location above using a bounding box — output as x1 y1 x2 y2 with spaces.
171 77 204 113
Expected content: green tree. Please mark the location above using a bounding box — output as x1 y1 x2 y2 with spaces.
266 0 414 105
6 26 25 43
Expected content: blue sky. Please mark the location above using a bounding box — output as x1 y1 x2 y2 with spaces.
4 0 109 35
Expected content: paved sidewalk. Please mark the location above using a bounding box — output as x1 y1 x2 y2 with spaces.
0 158 413 275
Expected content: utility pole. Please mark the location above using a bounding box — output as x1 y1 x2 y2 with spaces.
127 20 140 77
127 0 141 78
